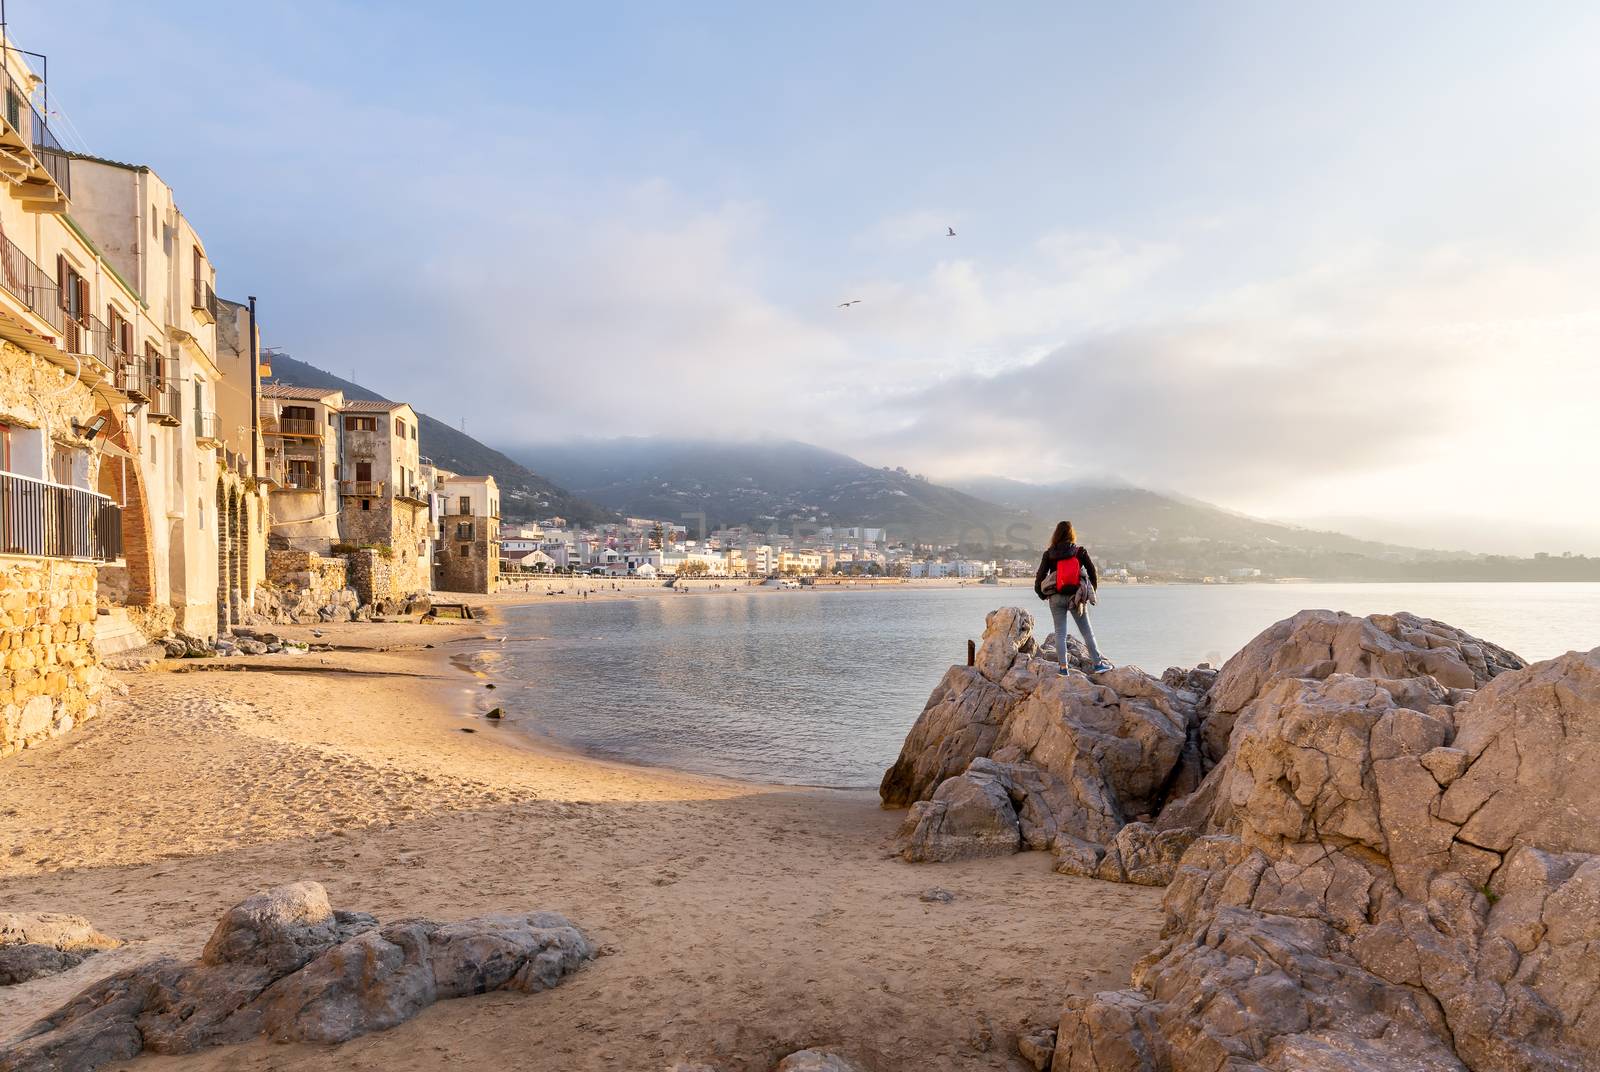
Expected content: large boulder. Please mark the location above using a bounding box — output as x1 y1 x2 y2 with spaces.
896 759 1022 862
0 883 593 1072
1053 646 1600 1072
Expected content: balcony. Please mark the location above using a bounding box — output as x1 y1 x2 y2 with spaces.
340 480 385 498
62 313 111 373
265 458 323 491
0 64 70 213
273 416 319 437
0 230 64 349
0 473 121 561
148 381 181 426
191 277 218 326
113 351 148 403
195 410 221 446
397 484 429 506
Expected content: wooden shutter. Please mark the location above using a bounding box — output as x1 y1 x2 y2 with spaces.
77 278 90 323
56 254 68 308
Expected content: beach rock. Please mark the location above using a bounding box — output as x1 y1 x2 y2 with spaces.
1038 631 1092 671
1051 644 1600 1072
919 888 955 903
0 883 593 1072
1016 1026 1056 1071
975 606 1033 682
0 914 121 985
1199 609 1524 765
896 761 1021 862
883 608 1199 876
774 1050 863 1072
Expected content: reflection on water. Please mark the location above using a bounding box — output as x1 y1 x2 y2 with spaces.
486 583 1600 788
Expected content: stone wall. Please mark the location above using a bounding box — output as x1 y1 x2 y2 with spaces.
345 548 399 606
266 549 349 602
1 559 103 759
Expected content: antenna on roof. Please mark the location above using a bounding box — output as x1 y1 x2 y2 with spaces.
459 417 466 433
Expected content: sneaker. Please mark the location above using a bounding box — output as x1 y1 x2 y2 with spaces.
1057 665 1071 676
1091 659 1114 674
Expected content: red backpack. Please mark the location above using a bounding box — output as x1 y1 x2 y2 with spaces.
1056 554 1082 590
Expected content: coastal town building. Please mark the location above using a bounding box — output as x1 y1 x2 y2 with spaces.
434 473 500 593
0 44 121 755
260 384 343 551
336 399 430 596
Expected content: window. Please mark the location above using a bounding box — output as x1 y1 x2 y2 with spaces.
410 425 417 441
458 544 473 558
327 412 336 427
286 459 314 488
394 418 405 438
361 499 371 511
282 405 314 422
107 308 133 358
0 422 9 473
56 257 89 324
456 522 475 541
145 343 164 388
50 444 73 485
355 461 372 482
458 495 471 515
345 416 376 432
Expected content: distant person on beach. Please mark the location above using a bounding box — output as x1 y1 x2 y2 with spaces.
1034 520 1113 675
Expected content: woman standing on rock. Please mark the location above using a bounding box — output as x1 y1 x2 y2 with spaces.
1034 520 1113 675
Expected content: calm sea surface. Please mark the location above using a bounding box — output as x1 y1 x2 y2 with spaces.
474 583 1600 788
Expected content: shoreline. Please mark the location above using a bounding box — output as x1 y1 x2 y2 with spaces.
0 615 1164 1071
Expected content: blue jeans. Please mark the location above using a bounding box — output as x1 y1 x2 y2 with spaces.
1049 593 1103 665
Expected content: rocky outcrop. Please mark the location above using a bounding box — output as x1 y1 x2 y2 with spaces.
0 881 593 1072
0 915 120 986
1052 644 1598 1071
883 605 1599 1070
883 607 1200 871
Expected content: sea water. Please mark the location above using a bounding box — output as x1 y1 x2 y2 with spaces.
476 583 1600 788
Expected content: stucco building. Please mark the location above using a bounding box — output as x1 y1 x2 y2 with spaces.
260 383 343 552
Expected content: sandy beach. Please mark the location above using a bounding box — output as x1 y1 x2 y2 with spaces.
0 598 1163 1071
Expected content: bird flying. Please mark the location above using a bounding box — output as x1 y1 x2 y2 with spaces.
838 300 861 307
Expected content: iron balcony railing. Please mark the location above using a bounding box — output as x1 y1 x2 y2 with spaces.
0 473 121 561
62 313 111 369
266 459 323 490
192 277 218 323
340 480 384 498
149 380 181 423
0 230 64 333
2 62 70 197
112 349 148 401
274 416 319 436
195 410 220 442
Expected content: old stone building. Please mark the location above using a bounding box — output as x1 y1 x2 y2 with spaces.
434 474 500 594
336 399 429 597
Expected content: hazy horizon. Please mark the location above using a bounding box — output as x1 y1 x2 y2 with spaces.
24 1 1600 556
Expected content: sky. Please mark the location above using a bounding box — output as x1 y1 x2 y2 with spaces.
20 1 1600 555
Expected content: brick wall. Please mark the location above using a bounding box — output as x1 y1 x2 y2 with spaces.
1 559 103 759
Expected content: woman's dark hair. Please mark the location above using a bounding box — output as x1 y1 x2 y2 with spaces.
1050 520 1077 547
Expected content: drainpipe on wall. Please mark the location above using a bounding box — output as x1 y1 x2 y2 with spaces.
247 295 258 480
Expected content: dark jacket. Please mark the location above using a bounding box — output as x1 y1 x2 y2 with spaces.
1034 540 1097 600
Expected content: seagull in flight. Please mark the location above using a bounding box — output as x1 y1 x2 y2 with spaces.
838 300 861 308
946 226 957 237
